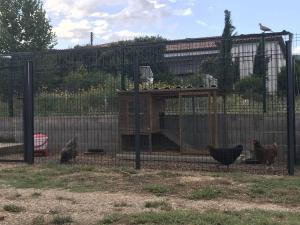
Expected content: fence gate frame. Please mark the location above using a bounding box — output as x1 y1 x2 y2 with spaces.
23 60 34 164
287 33 296 175
0 58 33 163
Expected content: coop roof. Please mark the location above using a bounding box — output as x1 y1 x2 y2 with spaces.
165 32 287 53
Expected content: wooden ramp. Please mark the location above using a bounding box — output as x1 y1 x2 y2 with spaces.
0 143 23 155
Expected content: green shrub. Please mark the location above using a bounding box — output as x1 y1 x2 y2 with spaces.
97 214 121 225
143 184 169 196
3 204 25 213
234 75 263 100
144 201 172 211
189 187 222 200
51 215 73 225
32 216 45 225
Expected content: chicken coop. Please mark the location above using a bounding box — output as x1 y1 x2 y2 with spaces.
118 87 226 155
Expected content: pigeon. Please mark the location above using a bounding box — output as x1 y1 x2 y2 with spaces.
259 23 272 32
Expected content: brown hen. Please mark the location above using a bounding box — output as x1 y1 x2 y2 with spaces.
252 140 278 166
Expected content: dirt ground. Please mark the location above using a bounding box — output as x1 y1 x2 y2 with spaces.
0 163 299 225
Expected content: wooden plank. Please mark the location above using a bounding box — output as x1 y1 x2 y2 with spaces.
0 143 23 155
116 152 218 163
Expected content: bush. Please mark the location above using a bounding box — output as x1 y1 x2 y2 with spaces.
3 204 25 213
51 215 73 225
143 184 169 196
174 74 204 88
189 187 222 200
144 201 172 211
234 75 263 100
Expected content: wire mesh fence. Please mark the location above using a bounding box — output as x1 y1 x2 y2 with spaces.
0 31 296 174
0 58 25 162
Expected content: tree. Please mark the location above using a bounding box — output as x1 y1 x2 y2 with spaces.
96 35 169 87
217 10 236 91
253 40 269 77
0 0 56 53
278 60 300 96
235 75 263 100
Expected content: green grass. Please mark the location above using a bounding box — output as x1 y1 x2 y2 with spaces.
247 179 300 204
56 196 76 204
1 164 300 205
97 214 121 225
3 204 25 213
96 210 300 225
31 192 42 198
113 201 129 208
51 215 73 225
144 201 172 211
32 216 45 225
0 162 112 192
143 184 169 196
189 187 222 200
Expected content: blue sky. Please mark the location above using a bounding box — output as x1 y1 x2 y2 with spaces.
44 0 300 52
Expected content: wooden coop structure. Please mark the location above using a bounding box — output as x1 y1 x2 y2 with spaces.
118 88 225 155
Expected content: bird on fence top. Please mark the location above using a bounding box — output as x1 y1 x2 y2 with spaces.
259 23 273 32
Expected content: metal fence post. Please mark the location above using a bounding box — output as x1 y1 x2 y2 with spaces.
286 34 295 175
261 33 267 113
133 51 141 170
121 46 126 90
23 61 34 164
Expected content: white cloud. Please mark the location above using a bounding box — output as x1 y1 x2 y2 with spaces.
293 46 300 55
196 20 208 27
53 19 93 39
71 38 80 44
44 0 187 45
174 8 192 16
102 30 142 42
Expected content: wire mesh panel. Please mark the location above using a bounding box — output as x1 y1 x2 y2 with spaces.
294 34 300 163
27 47 131 168
132 32 290 174
0 31 294 174
0 58 25 162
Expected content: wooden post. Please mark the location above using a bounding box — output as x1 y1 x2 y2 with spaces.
212 90 218 147
208 92 212 145
149 94 152 152
179 93 182 153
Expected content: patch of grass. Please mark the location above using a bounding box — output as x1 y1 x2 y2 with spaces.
49 209 60 215
1 164 300 206
143 184 169 196
99 209 300 225
97 214 121 225
31 192 42 198
117 168 138 176
32 216 45 225
56 196 76 204
6 192 22 200
189 187 222 200
249 184 267 196
156 171 178 178
144 201 172 211
113 201 129 208
51 215 73 225
3 204 25 213
244 176 300 202
0 164 118 193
